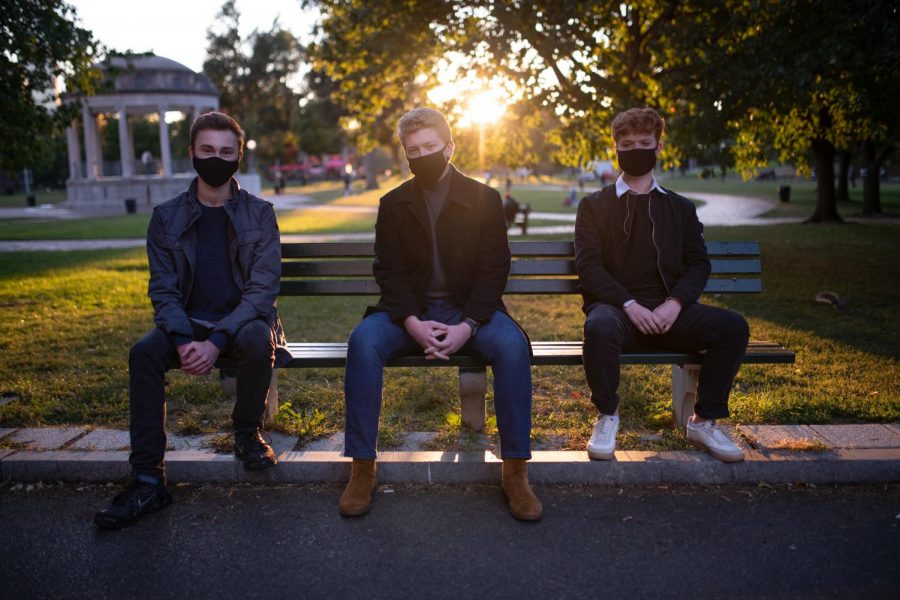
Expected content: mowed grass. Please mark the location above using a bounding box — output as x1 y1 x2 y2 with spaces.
0 190 67 208
0 221 897 452
0 179 400 241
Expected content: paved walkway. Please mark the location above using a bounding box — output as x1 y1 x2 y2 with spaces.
4 191 897 252
1 423 898 484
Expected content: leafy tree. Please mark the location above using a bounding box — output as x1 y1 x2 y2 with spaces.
721 0 899 221
306 0 898 223
203 1 305 169
304 0 748 171
1 0 102 173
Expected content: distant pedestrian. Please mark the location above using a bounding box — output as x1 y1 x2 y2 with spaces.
343 170 352 196
503 192 520 228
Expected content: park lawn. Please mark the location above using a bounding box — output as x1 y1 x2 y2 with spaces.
0 190 67 209
0 222 897 452
501 188 580 214
0 213 152 240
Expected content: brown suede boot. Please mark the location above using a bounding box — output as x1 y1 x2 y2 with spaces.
338 458 377 516
501 458 543 521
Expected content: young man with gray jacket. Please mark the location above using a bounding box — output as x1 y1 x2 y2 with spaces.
95 112 290 529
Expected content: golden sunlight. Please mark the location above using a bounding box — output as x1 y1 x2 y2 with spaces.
427 56 516 129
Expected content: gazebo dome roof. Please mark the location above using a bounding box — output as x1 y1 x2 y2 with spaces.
99 54 217 96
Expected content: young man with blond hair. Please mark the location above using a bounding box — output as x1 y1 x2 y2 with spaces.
575 107 749 463
95 112 291 529
339 107 542 521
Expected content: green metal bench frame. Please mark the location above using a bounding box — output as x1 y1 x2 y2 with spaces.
242 240 794 429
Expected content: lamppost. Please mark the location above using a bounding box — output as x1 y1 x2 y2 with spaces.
246 139 257 174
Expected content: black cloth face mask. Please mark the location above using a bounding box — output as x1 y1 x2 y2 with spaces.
193 156 240 188
617 148 657 177
408 146 449 187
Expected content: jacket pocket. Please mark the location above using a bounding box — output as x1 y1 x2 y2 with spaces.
238 229 263 245
161 234 182 249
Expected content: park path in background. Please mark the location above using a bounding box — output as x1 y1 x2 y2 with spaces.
0 191 870 252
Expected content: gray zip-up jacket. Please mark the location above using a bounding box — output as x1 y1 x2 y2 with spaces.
146 178 291 367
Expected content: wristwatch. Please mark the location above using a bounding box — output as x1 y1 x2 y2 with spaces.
462 317 481 337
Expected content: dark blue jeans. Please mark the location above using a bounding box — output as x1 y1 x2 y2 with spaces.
344 300 533 459
582 302 749 420
128 319 276 479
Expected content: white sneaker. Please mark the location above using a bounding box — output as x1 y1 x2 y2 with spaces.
685 419 745 462
587 415 619 460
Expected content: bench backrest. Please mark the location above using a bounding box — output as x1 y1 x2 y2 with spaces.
280 240 762 296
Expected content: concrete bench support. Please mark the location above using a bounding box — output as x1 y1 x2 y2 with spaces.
459 367 488 431
672 364 701 428
220 370 279 423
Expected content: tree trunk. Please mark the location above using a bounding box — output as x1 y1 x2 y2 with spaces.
836 150 850 202
805 137 842 223
364 150 379 190
389 144 407 178
861 140 886 216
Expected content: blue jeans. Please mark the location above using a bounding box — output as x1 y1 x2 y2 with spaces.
344 299 532 459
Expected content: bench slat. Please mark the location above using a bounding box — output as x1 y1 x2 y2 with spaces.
280 340 794 368
282 242 374 258
705 240 760 256
281 277 762 296
282 258 762 279
280 240 760 259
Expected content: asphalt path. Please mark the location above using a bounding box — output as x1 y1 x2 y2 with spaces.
1 482 898 599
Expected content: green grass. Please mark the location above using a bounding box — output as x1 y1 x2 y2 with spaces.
0 221 897 453
0 190 67 208
0 213 152 240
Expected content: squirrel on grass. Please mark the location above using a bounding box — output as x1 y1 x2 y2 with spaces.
815 291 848 313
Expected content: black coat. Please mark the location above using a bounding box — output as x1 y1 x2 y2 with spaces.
366 166 510 323
574 184 711 312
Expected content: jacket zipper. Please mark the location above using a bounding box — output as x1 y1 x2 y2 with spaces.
648 194 671 295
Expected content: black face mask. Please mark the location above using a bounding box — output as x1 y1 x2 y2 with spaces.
408 146 449 187
617 148 657 177
193 156 240 188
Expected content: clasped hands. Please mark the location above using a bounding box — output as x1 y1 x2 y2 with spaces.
405 316 472 360
624 298 682 335
177 340 220 375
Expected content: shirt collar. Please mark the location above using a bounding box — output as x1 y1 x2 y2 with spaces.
615 173 667 198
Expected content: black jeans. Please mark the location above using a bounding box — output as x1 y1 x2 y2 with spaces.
128 319 276 479
582 302 749 420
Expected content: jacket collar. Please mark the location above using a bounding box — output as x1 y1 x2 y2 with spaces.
614 173 667 198
187 177 242 209
399 165 471 207
182 178 241 235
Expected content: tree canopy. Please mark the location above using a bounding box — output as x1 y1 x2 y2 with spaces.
305 0 899 220
1 0 102 173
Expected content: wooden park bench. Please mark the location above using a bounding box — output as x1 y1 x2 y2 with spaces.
229 240 794 430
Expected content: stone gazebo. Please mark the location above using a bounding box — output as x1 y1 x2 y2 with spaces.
65 55 219 210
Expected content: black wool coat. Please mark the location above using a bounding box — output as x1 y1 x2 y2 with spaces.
365 166 511 324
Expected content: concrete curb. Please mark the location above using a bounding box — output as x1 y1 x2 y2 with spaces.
2 448 899 485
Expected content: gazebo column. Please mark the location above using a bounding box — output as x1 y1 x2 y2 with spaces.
66 121 82 181
82 104 100 179
117 106 133 177
158 106 172 176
